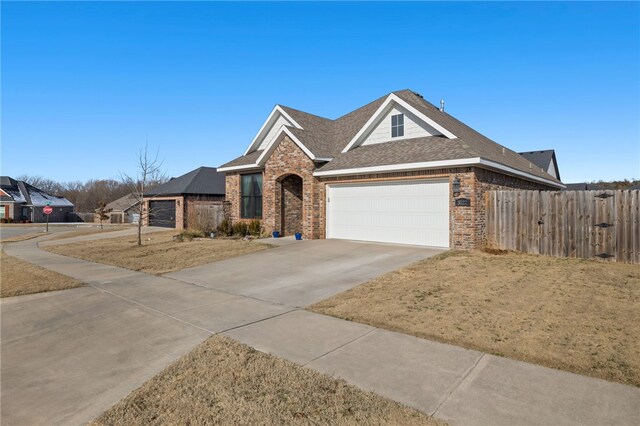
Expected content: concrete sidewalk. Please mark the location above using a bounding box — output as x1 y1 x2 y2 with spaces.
2 236 639 425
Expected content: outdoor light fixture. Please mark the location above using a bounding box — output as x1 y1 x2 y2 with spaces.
452 177 461 197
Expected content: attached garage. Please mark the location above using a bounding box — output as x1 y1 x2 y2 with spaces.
326 179 450 248
148 200 176 228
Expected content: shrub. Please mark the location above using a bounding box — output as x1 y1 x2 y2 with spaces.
217 218 233 237
248 220 262 236
232 221 249 237
175 229 205 242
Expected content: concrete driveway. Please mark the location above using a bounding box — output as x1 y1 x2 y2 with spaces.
167 239 441 307
1 238 438 425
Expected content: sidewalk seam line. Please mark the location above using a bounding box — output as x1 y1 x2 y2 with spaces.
430 352 487 417
302 328 376 367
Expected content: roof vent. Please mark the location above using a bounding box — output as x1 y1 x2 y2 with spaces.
440 100 445 112
502 147 506 155
413 92 424 99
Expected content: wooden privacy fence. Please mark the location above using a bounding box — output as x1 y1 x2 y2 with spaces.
486 190 640 264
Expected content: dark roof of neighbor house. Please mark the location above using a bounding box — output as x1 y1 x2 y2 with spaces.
0 176 74 207
220 90 561 184
563 183 589 191
144 167 225 197
101 193 139 212
518 149 560 181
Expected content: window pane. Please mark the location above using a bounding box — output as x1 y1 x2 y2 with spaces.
392 126 398 137
397 126 404 137
397 114 404 125
391 115 397 126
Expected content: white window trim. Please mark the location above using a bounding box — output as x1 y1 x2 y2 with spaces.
243 105 304 156
342 93 457 153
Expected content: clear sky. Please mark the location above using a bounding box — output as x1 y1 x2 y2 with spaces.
2 1 639 183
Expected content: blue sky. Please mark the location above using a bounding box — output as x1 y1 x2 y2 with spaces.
2 1 639 183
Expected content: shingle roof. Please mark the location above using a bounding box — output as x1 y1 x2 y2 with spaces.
0 176 73 206
144 167 225 197
221 90 562 185
518 149 560 181
103 193 139 212
315 136 471 172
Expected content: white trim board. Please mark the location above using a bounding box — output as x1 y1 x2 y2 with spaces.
341 93 457 153
313 157 565 188
243 105 304 156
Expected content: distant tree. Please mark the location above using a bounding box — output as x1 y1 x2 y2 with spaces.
16 175 64 195
122 144 165 246
96 201 112 230
588 179 640 190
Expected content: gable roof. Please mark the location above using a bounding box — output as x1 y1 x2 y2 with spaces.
102 193 139 212
519 149 560 181
219 90 563 187
144 166 225 197
0 176 73 207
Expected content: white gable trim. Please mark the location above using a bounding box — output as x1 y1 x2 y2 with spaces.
341 93 457 154
313 157 564 188
243 105 304 156
256 126 316 164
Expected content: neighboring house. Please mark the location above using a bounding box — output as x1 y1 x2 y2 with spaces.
519 149 561 181
142 166 225 228
96 193 140 224
219 89 564 249
0 176 74 223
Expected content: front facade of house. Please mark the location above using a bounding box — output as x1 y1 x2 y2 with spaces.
142 167 226 229
1 176 74 223
220 91 564 249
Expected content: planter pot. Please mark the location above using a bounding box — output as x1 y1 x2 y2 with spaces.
295 232 302 240
272 231 280 238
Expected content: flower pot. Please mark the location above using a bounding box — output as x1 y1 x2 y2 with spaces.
272 231 280 238
295 232 302 240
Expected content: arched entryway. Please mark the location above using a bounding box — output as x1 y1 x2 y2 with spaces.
280 174 303 236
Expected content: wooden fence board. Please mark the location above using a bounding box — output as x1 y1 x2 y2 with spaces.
485 190 639 264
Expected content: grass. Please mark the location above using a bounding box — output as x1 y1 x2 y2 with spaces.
1 233 45 243
309 250 640 387
91 335 443 426
0 250 84 297
45 225 132 241
43 230 272 275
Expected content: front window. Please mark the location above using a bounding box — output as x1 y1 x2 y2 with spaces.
241 173 263 218
391 113 404 137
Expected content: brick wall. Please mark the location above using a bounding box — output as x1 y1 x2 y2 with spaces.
223 143 557 248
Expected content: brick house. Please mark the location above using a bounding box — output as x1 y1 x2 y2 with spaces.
219 90 564 249
1 176 74 223
142 166 225 229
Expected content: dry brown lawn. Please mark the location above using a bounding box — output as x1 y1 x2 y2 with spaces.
45 225 131 241
0 233 45 243
0 250 84 297
43 231 271 275
310 250 640 387
92 335 443 426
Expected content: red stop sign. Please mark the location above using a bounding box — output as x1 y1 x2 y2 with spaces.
43 206 53 215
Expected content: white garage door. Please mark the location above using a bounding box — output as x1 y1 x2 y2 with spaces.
326 179 449 248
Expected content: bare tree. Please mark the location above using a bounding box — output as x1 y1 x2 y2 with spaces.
96 201 112 229
121 144 165 246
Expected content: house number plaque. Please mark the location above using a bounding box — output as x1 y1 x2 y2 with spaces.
455 198 471 207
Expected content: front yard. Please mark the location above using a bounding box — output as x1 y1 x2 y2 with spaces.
43 231 272 275
92 335 442 425
0 250 84 297
309 250 640 387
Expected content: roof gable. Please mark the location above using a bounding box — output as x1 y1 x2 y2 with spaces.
519 150 560 181
341 93 457 153
244 106 303 155
219 90 563 187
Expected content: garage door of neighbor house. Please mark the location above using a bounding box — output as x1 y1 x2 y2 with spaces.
148 200 176 228
326 179 449 248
